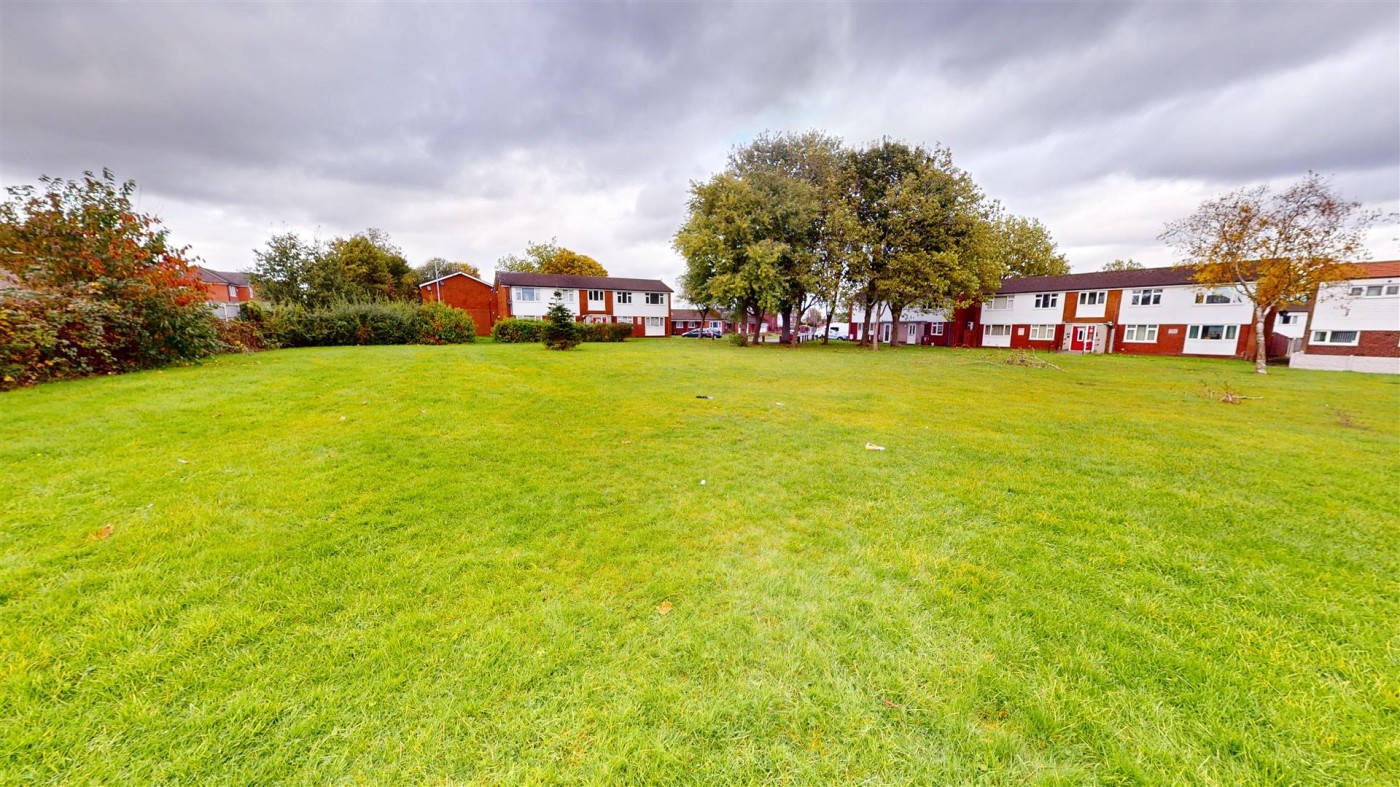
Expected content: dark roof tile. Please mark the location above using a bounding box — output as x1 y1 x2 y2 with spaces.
496 272 672 293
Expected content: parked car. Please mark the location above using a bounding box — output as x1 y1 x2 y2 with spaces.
680 328 723 339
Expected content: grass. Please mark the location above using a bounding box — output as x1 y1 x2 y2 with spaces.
1 340 1397 784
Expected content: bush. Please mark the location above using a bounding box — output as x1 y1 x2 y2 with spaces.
579 322 632 343
416 302 476 345
491 318 544 343
215 318 266 353
1 293 125 389
727 331 749 347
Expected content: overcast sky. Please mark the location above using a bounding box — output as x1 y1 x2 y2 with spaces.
2 1 1397 282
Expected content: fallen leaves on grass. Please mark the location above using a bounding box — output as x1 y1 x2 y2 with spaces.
657 601 673 616
87 524 114 542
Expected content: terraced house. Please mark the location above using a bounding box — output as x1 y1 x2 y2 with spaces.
1290 261 1400 374
965 266 1262 357
495 272 673 337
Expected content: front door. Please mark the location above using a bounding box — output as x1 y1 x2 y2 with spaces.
1070 325 1097 352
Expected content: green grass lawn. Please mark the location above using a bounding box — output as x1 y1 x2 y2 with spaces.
2 340 1397 784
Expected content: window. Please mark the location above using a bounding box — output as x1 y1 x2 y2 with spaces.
227 285 239 299
1123 324 1159 342
986 295 1013 310
1350 284 1400 297
1312 330 1360 345
1028 324 1055 340
983 324 1011 337
1194 289 1238 304
645 317 664 327
1279 312 1301 325
615 292 632 304
1033 293 1058 309
930 323 944 336
1130 289 1162 306
1188 325 1237 341
1078 291 1106 306
588 289 604 302
516 287 539 302
645 292 664 305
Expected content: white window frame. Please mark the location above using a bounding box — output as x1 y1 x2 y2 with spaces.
615 291 633 304
644 316 664 327
983 324 1011 337
516 287 539 302
930 323 944 336
986 295 1013 310
1123 324 1159 343
1130 289 1162 306
1188 325 1237 341
1077 291 1106 306
587 289 604 302
1028 324 1055 341
1311 330 1360 346
1194 289 1238 305
645 292 664 305
1033 293 1058 309
1349 284 1400 297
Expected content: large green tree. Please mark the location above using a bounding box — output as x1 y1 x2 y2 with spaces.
252 227 414 307
995 215 1070 278
496 238 608 276
415 258 482 283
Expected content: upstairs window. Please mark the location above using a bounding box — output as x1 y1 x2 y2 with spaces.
1078 291 1106 306
588 289 604 302
1194 289 1239 304
986 295 1013 310
516 287 539 302
615 292 633 304
1279 313 1301 325
1130 289 1162 306
645 292 665 305
1033 293 1058 309
1349 284 1400 297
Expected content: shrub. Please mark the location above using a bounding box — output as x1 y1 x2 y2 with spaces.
727 331 749 347
491 318 544 343
416 302 476 345
214 318 266 353
577 322 632 343
1 292 132 389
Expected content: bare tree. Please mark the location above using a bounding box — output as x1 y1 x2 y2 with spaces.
1160 172 1386 374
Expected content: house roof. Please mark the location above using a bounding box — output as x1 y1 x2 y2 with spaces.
996 266 1199 295
1352 260 1400 279
196 267 251 287
418 271 491 288
496 272 673 293
671 309 722 321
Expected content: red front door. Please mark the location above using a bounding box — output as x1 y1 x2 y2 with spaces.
1070 324 1096 351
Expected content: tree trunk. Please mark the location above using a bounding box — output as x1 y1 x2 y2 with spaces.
859 293 873 347
1254 307 1268 375
779 305 793 344
822 295 835 345
870 302 881 351
888 304 904 347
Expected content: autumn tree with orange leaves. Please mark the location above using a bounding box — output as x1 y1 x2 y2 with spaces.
0 169 217 387
1160 172 1386 374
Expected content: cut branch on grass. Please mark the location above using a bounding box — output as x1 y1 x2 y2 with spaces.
1198 382 1261 404
966 350 1064 371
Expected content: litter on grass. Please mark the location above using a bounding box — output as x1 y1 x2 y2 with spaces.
865 443 886 451
658 601 674 616
695 395 714 400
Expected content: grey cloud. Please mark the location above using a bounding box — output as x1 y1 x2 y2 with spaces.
1 1 1396 273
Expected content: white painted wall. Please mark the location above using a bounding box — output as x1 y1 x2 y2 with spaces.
1117 285 1253 327
613 292 669 319
509 286 578 317
1274 312 1307 339
1290 353 1400 374
1309 275 1400 332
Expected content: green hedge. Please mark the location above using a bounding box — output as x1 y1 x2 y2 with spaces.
492 318 633 344
255 301 476 349
2 291 218 390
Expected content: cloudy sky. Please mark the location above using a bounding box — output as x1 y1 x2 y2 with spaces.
2 1 1397 282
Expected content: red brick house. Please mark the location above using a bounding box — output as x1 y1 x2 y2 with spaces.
195 267 254 319
418 272 498 336
495 272 673 337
